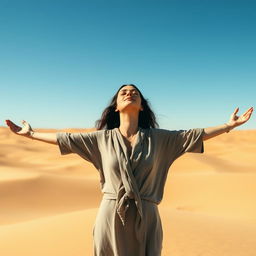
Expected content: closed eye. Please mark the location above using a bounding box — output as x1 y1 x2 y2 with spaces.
119 89 139 96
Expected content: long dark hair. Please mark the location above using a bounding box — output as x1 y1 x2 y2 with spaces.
95 84 159 130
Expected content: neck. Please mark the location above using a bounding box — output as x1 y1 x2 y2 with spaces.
118 111 139 137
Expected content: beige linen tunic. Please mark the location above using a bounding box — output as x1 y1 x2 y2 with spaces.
56 127 204 256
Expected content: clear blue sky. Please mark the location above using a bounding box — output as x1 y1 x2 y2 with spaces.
1 0 255 130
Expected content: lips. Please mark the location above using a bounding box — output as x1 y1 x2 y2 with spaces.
125 97 134 101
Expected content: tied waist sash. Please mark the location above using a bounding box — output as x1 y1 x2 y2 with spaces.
103 192 159 242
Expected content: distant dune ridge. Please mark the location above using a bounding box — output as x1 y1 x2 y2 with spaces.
0 127 256 256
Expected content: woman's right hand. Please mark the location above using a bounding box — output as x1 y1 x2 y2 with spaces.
5 120 34 137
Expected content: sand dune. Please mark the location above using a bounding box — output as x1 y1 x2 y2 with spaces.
0 209 97 256
0 127 256 255
0 168 101 225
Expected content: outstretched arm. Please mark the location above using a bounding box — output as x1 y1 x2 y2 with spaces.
203 107 254 141
5 120 57 145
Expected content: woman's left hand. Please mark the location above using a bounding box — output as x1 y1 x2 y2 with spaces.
226 107 254 128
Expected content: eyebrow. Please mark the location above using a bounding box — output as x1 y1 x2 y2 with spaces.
119 89 138 92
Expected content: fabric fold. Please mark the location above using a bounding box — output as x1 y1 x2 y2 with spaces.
113 128 145 242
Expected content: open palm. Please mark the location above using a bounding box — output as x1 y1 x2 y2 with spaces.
5 120 33 136
227 107 253 128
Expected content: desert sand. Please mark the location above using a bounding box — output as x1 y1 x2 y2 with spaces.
0 127 256 256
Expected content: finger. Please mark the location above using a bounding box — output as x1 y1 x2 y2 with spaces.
5 120 11 126
241 112 253 123
244 107 253 114
6 120 21 131
6 119 15 125
242 107 254 116
22 120 31 127
6 120 16 128
233 107 239 115
244 111 253 119
6 123 20 133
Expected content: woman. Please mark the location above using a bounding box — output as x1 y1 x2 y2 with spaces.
6 84 253 256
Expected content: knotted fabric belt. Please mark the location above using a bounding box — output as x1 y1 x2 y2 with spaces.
102 192 159 242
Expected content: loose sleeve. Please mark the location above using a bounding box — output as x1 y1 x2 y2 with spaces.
157 128 204 163
172 128 204 160
56 132 102 171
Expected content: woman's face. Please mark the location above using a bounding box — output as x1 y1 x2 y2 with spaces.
115 85 143 113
